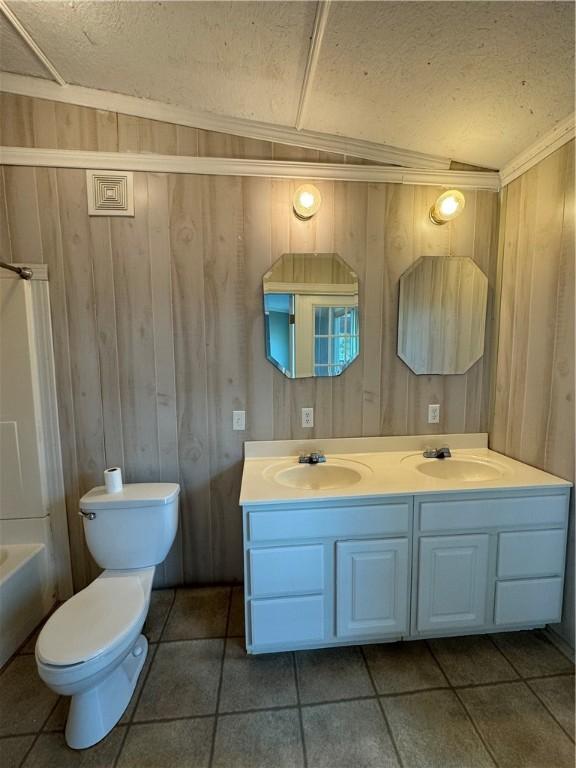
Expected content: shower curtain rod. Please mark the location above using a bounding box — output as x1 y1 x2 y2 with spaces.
0 261 33 279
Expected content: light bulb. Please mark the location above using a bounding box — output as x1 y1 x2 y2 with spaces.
293 184 322 219
439 196 459 216
429 189 466 225
298 191 315 209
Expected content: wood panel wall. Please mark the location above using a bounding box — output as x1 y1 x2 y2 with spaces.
0 92 361 163
0 93 499 590
491 140 575 647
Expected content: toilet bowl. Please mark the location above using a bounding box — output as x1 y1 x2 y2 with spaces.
36 482 179 749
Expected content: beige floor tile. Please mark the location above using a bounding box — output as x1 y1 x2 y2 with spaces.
135 639 223 721
22 728 125 767
213 709 304 768
0 735 35 768
528 674 575 740
219 637 297 712
42 698 69 732
364 641 447 694
116 718 213 768
302 699 399 768
296 646 373 704
382 689 495 768
428 635 519 686
227 586 245 637
0 656 58 736
459 681 575 767
143 589 174 642
163 587 230 640
492 631 574 678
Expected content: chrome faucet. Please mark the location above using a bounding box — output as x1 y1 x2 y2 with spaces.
423 446 452 459
298 451 326 465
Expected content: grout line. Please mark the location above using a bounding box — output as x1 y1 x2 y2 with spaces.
125 706 300 728
525 678 576 744
425 640 500 768
292 652 308 768
522 671 576 682
207 588 233 768
359 646 405 768
485 634 526 679
156 589 178 643
453 689 500 768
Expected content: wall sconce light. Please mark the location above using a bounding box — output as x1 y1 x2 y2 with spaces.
429 189 466 225
293 184 322 220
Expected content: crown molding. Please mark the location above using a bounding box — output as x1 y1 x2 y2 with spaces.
0 146 500 190
500 113 575 187
0 71 452 170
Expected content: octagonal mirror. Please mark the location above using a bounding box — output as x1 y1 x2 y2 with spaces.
263 253 359 378
397 256 488 374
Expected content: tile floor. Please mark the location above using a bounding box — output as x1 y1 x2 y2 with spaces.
0 586 574 768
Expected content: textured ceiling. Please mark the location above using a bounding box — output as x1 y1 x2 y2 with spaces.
1 0 574 168
0 13 49 79
307 1 575 168
3 1 316 124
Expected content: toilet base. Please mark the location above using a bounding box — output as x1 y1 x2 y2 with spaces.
65 634 148 749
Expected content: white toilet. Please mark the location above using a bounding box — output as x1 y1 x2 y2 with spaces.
35 482 179 749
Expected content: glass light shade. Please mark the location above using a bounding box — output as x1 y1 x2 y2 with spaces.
293 184 322 219
429 189 466 225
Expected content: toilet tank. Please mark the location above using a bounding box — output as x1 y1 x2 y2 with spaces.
79 483 179 570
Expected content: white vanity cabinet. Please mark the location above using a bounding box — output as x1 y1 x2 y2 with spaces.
412 488 570 638
242 487 570 654
243 496 412 653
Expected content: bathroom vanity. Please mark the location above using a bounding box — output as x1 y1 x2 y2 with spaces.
239 434 571 654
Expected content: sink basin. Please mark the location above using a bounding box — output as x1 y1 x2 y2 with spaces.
402 454 507 482
265 458 371 491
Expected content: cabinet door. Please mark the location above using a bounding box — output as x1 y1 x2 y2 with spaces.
417 534 489 632
337 538 409 639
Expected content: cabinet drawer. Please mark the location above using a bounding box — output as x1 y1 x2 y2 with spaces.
250 595 325 647
247 500 410 542
498 530 566 579
419 493 568 533
495 578 563 625
249 545 324 597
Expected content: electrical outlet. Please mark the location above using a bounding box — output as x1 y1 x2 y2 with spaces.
428 404 440 424
301 407 314 428
232 410 246 431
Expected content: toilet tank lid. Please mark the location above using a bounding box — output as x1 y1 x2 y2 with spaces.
80 482 180 510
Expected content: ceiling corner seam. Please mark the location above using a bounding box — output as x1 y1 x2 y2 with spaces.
295 0 331 131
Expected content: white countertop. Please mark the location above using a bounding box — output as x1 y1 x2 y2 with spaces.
240 433 571 506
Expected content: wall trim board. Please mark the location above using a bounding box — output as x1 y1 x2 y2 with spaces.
499 113 575 187
0 72 452 170
0 146 501 190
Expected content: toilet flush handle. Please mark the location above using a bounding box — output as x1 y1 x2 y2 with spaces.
79 510 96 521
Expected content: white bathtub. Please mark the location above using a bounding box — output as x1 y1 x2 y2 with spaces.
0 526 56 668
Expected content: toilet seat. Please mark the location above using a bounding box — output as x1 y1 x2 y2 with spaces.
37 568 153 667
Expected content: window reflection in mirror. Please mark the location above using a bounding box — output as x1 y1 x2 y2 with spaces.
263 254 359 379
